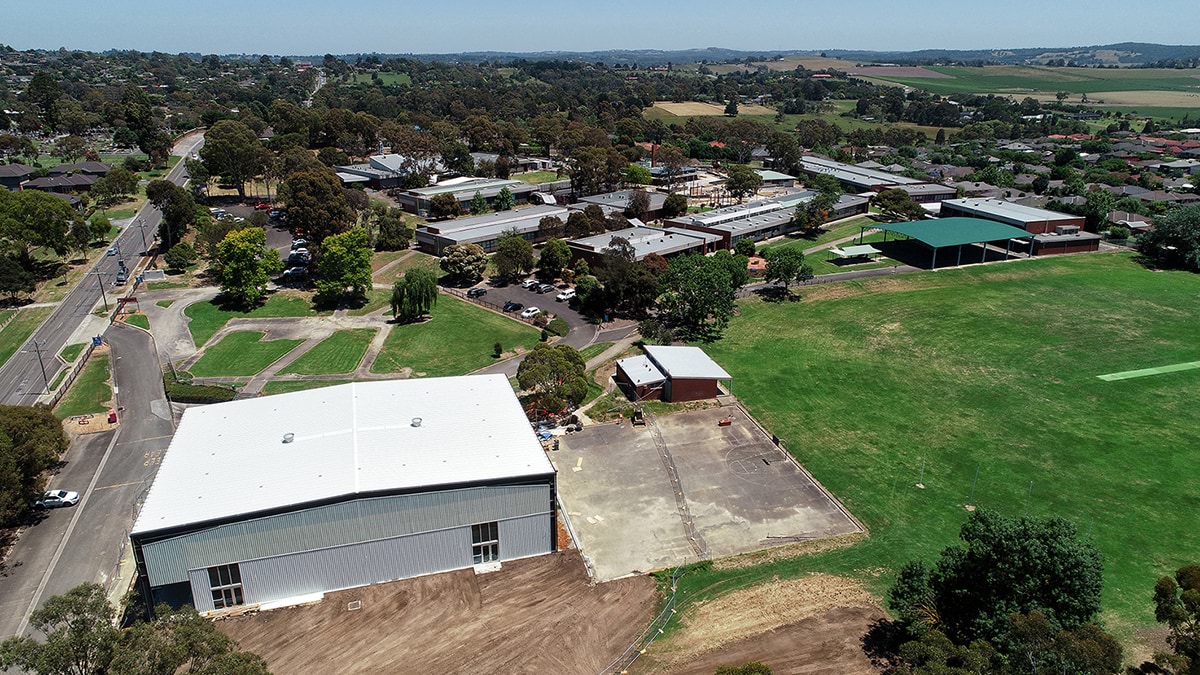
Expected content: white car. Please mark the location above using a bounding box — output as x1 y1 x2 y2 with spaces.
556 289 575 302
520 307 541 319
35 489 80 509
520 279 539 289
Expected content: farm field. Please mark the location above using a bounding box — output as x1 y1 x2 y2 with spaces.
370 294 539 377
862 65 1200 116
279 329 376 375
645 100 948 139
693 253 1200 639
651 101 778 116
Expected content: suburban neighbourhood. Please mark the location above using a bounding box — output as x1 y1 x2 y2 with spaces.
0 10 1199 675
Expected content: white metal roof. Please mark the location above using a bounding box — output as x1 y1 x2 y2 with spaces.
616 355 667 386
132 376 554 535
644 346 732 380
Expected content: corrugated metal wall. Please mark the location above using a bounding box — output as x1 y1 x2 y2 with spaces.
145 484 550 587
187 513 550 612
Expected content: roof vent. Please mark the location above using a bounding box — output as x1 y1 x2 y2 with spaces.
411 417 422 428
282 433 295 444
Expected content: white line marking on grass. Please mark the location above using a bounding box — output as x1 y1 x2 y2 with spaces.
1097 361 1200 381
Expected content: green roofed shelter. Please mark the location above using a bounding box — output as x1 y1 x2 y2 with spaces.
861 217 1033 268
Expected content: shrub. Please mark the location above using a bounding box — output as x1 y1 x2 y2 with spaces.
540 329 550 342
493 342 503 358
164 242 198 271
163 370 237 404
547 317 569 337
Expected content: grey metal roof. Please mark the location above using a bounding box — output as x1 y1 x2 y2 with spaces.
943 198 1079 225
419 205 568 246
616 355 667 386
132 376 554 535
801 156 924 188
568 225 711 259
577 189 669 211
407 178 525 198
644 346 732 380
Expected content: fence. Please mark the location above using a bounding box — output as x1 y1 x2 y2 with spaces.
596 565 687 675
45 338 101 408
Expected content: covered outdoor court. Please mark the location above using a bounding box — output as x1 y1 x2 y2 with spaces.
859 217 1033 269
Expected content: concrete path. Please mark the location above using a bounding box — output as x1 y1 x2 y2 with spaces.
137 287 218 365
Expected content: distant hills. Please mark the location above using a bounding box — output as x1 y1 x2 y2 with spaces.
313 43 1200 68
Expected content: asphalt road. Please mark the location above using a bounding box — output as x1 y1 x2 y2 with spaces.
0 132 204 406
0 323 174 639
471 279 596 377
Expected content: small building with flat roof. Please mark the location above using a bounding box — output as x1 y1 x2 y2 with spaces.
415 204 568 254
573 189 670 221
130 376 556 617
941 197 1084 234
755 169 796 188
567 224 719 265
395 177 547 217
615 345 732 403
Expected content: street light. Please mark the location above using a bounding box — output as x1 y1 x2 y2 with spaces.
135 217 149 255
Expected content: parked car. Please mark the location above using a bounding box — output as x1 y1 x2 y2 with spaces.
503 301 524 313
536 283 556 294
291 248 309 257
466 287 487 298
254 202 272 210
281 267 307 280
556 288 576 302
520 307 541 319
34 489 79 509
291 239 308 250
287 253 310 266
520 279 539 289
269 209 284 219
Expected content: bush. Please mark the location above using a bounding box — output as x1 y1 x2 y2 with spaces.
533 313 550 328
163 242 198 271
540 329 550 342
163 370 237 404
547 317 569 337
1107 225 1130 240
493 342 503 358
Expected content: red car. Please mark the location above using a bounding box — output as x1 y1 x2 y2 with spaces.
254 202 272 210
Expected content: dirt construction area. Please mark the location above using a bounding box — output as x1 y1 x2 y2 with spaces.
555 407 861 581
216 551 656 674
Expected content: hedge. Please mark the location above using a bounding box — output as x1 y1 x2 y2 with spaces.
547 317 569 337
163 371 238 404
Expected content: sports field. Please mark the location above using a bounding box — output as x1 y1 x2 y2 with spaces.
690 253 1200 635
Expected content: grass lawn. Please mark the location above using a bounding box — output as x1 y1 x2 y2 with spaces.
351 71 411 86
155 300 175 309
804 232 899 275
183 293 323 347
0 307 53 369
262 379 354 396
124 314 150 330
687 253 1200 636
759 216 882 255
59 343 86 363
513 171 562 184
54 354 112 419
376 251 442 285
344 288 391 317
370 295 540 377
579 341 614 362
189 331 304 378
279 329 376 375
146 281 189 291
370 249 412 273
48 367 68 391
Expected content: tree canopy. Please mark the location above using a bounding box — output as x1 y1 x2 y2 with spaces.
493 231 535 279
763 247 814 292
314 226 372 302
724 164 763 202
390 267 438 323
873 188 926 221
215 227 282 307
657 253 740 340
0 405 68 527
200 120 267 198
1138 205 1200 273
280 170 356 249
439 243 487 283
516 343 588 415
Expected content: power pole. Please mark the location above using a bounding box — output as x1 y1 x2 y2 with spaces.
88 271 110 312
29 339 51 394
136 217 150 254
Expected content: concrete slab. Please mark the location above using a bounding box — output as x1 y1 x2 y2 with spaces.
553 423 695 581
555 407 859 581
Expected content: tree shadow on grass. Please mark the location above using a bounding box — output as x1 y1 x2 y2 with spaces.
860 618 906 672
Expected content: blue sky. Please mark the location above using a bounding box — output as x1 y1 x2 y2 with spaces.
3 0 1192 55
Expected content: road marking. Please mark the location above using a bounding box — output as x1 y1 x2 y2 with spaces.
116 434 174 446
15 427 123 637
92 480 143 492
1096 361 1200 381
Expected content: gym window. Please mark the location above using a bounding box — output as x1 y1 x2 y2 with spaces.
471 522 499 564
207 563 244 609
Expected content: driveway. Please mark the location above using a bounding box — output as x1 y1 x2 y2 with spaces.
0 323 174 638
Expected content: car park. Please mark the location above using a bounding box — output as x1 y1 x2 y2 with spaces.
520 279 539 289
467 287 487 298
521 307 541 319
503 301 524 313
556 288 576 302
34 489 79 509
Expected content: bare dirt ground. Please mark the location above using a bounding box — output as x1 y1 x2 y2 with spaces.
849 66 951 79
640 574 885 675
1024 90 1200 107
217 551 658 675
652 102 778 117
